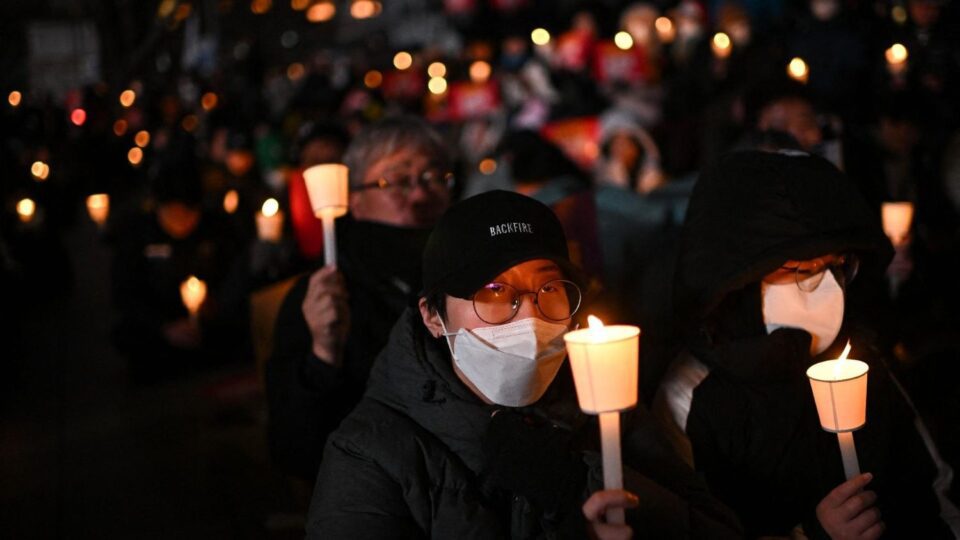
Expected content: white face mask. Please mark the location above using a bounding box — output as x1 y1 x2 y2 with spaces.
440 317 569 407
762 270 845 355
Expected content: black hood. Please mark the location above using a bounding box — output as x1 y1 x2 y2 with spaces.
674 150 892 325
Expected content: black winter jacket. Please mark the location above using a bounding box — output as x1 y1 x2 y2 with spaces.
265 218 430 480
662 151 952 538
307 308 743 538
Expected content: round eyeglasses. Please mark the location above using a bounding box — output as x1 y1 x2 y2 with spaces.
765 254 860 292
354 168 454 198
472 279 582 324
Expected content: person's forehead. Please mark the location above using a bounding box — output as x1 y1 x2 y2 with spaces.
494 259 563 281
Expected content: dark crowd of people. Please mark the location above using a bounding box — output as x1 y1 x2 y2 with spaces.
3 0 960 537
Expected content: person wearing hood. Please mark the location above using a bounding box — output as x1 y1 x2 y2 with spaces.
653 150 955 538
307 190 742 538
265 116 453 482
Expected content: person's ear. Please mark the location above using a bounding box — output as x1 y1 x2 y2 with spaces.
419 297 445 338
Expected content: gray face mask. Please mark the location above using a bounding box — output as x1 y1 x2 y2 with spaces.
440 317 568 407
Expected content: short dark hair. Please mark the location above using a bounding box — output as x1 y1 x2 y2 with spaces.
423 289 448 321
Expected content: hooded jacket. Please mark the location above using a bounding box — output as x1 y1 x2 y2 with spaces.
657 150 950 538
307 308 743 538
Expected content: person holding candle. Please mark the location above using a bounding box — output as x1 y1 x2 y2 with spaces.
266 116 454 482
111 157 248 383
652 150 955 538
306 190 742 538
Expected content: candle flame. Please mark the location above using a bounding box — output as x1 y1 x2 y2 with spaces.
587 315 604 329
262 198 280 217
833 340 852 379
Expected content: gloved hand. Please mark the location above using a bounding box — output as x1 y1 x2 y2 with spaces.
480 409 586 513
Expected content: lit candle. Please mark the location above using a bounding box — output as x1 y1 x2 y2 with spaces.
17 198 36 223
256 197 284 242
564 315 641 524
86 194 110 227
303 163 349 267
885 43 908 77
881 201 914 247
806 342 869 480
711 32 732 59
787 57 809 84
180 275 207 323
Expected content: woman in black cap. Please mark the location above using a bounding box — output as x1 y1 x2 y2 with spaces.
306 190 741 539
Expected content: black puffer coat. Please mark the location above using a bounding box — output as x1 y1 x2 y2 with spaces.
665 150 951 538
307 308 743 538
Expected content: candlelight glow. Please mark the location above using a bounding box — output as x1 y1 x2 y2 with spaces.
291 0 309 9
427 77 448 95
180 275 208 315
787 57 809 84
17 198 36 222
428 62 447 78
588 315 604 329
31 161 50 181
364 70 383 88
8 90 22 107
287 62 305 81
201 92 218 111
393 51 413 70
614 31 634 50
71 108 87 126
478 158 497 175
886 43 908 65
350 0 381 19
712 32 732 58
119 89 136 107
113 119 128 136
531 28 551 46
469 60 491 83
223 190 239 214
251 0 272 14
655 16 675 43
134 130 151 148
306 0 335 22
261 198 280 217
128 147 144 166
86 194 109 225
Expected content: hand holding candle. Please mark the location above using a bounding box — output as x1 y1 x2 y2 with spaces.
303 164 349 267
806 341 869 480
180 275 207 323
564 315 641 525
256 197 284 242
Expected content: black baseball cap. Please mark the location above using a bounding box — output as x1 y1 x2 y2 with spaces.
422 190 583 299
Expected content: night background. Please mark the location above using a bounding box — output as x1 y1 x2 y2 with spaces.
2 0 959 537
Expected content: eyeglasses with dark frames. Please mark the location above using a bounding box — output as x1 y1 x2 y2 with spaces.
471 279 582 324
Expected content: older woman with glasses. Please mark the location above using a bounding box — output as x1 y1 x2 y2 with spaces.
266 116 454 483
307 190 742 539
652 150 954 539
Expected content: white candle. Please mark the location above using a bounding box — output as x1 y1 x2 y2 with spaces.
885 43 908 77
86 194 110 227
882 201 914 247
806 342 869 479
256 198 284 242
564 315 641 524
303 163 349 267
711 32 732 60
180 275 207 323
